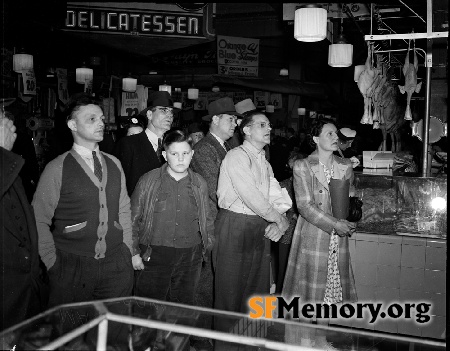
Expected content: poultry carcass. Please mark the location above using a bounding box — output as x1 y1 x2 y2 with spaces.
358 43 377 124
370 71 387 128
398 41 422 120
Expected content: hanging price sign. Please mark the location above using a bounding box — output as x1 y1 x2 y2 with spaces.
21 69 37 95
56 68 69 104
121 92 140 117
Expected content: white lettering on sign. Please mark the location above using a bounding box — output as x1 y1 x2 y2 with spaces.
65 8 202 38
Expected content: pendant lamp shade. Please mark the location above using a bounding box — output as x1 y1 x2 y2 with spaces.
266 104 275 113
279 68 289 76
354 65 365 82
188 86 199 99
122 77 137 92
328 34 353 67
76 66 93 84
294 6 327 42
298 108 306 116
159 82 172 95
13 53 33 72
212 86 220 92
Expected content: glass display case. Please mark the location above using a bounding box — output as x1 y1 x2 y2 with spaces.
354 172 447 238
0 297 445 351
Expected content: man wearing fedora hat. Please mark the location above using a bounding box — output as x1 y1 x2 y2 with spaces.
190 97 240 322
191 97 241 222
115 91 179 195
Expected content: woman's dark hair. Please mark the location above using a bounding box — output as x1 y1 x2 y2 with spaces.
310 117 336 137
162 129 193 151
239 110 266 138
65 93 101 122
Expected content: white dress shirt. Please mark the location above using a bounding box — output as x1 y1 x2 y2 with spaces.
210 132 227 151
72 143 101 173
145 128 159 153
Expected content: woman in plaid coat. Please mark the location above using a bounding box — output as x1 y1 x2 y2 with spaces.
282 118 357 349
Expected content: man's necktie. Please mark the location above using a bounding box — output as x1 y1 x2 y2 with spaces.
92 151 103 182
157 138 163 161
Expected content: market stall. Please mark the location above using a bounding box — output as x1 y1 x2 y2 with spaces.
332 171 447 338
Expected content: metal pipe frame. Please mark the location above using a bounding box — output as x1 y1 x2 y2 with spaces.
374 47 427 56
365 32 448 41
398 0 426 23
421 0 434 177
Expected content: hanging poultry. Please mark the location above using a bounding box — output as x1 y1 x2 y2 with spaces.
398 40 422 120
357 42 377 124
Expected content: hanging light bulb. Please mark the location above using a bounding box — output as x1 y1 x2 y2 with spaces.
265 104 275 113
212 86 220 92
188 85 199 99
187 70 199 99
13 48 33 72
159 80 172 95
76 63 93 84
328 34 353 67
328 20 353 68
294 5 327 42
122 74 137 92
279 68 289 76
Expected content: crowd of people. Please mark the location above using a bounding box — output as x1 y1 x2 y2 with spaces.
1 92 360 350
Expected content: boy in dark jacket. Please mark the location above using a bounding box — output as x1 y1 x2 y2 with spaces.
131 129 214 305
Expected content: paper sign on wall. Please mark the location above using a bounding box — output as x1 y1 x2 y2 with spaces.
194 92 208 110
254 91 269 109
21 70 37 95
217 35 259 77
269 93 282 109
56 68 69 104
103 97 115 123
121 92 140 117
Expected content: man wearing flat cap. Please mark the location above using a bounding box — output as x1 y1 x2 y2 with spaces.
115 91 179 195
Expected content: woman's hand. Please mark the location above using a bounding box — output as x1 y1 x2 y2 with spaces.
334 219 356 237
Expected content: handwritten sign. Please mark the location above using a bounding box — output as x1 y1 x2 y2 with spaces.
21 70 37 95
56 68 69 104
217 35 259 77
121 92 139 116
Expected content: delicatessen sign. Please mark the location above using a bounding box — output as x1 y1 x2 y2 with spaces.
65 6 204 38
217 35 259 77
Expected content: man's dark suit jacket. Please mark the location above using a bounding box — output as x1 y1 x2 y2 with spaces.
190 132 227 221
1 147 43 330
114 131 162 196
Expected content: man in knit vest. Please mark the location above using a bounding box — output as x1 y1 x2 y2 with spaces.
33 93 140 308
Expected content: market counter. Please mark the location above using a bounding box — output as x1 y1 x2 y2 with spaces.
335 232 446 339
354 172 447 239
332 172 447 339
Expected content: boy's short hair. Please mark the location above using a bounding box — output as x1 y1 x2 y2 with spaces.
162 129 193 151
